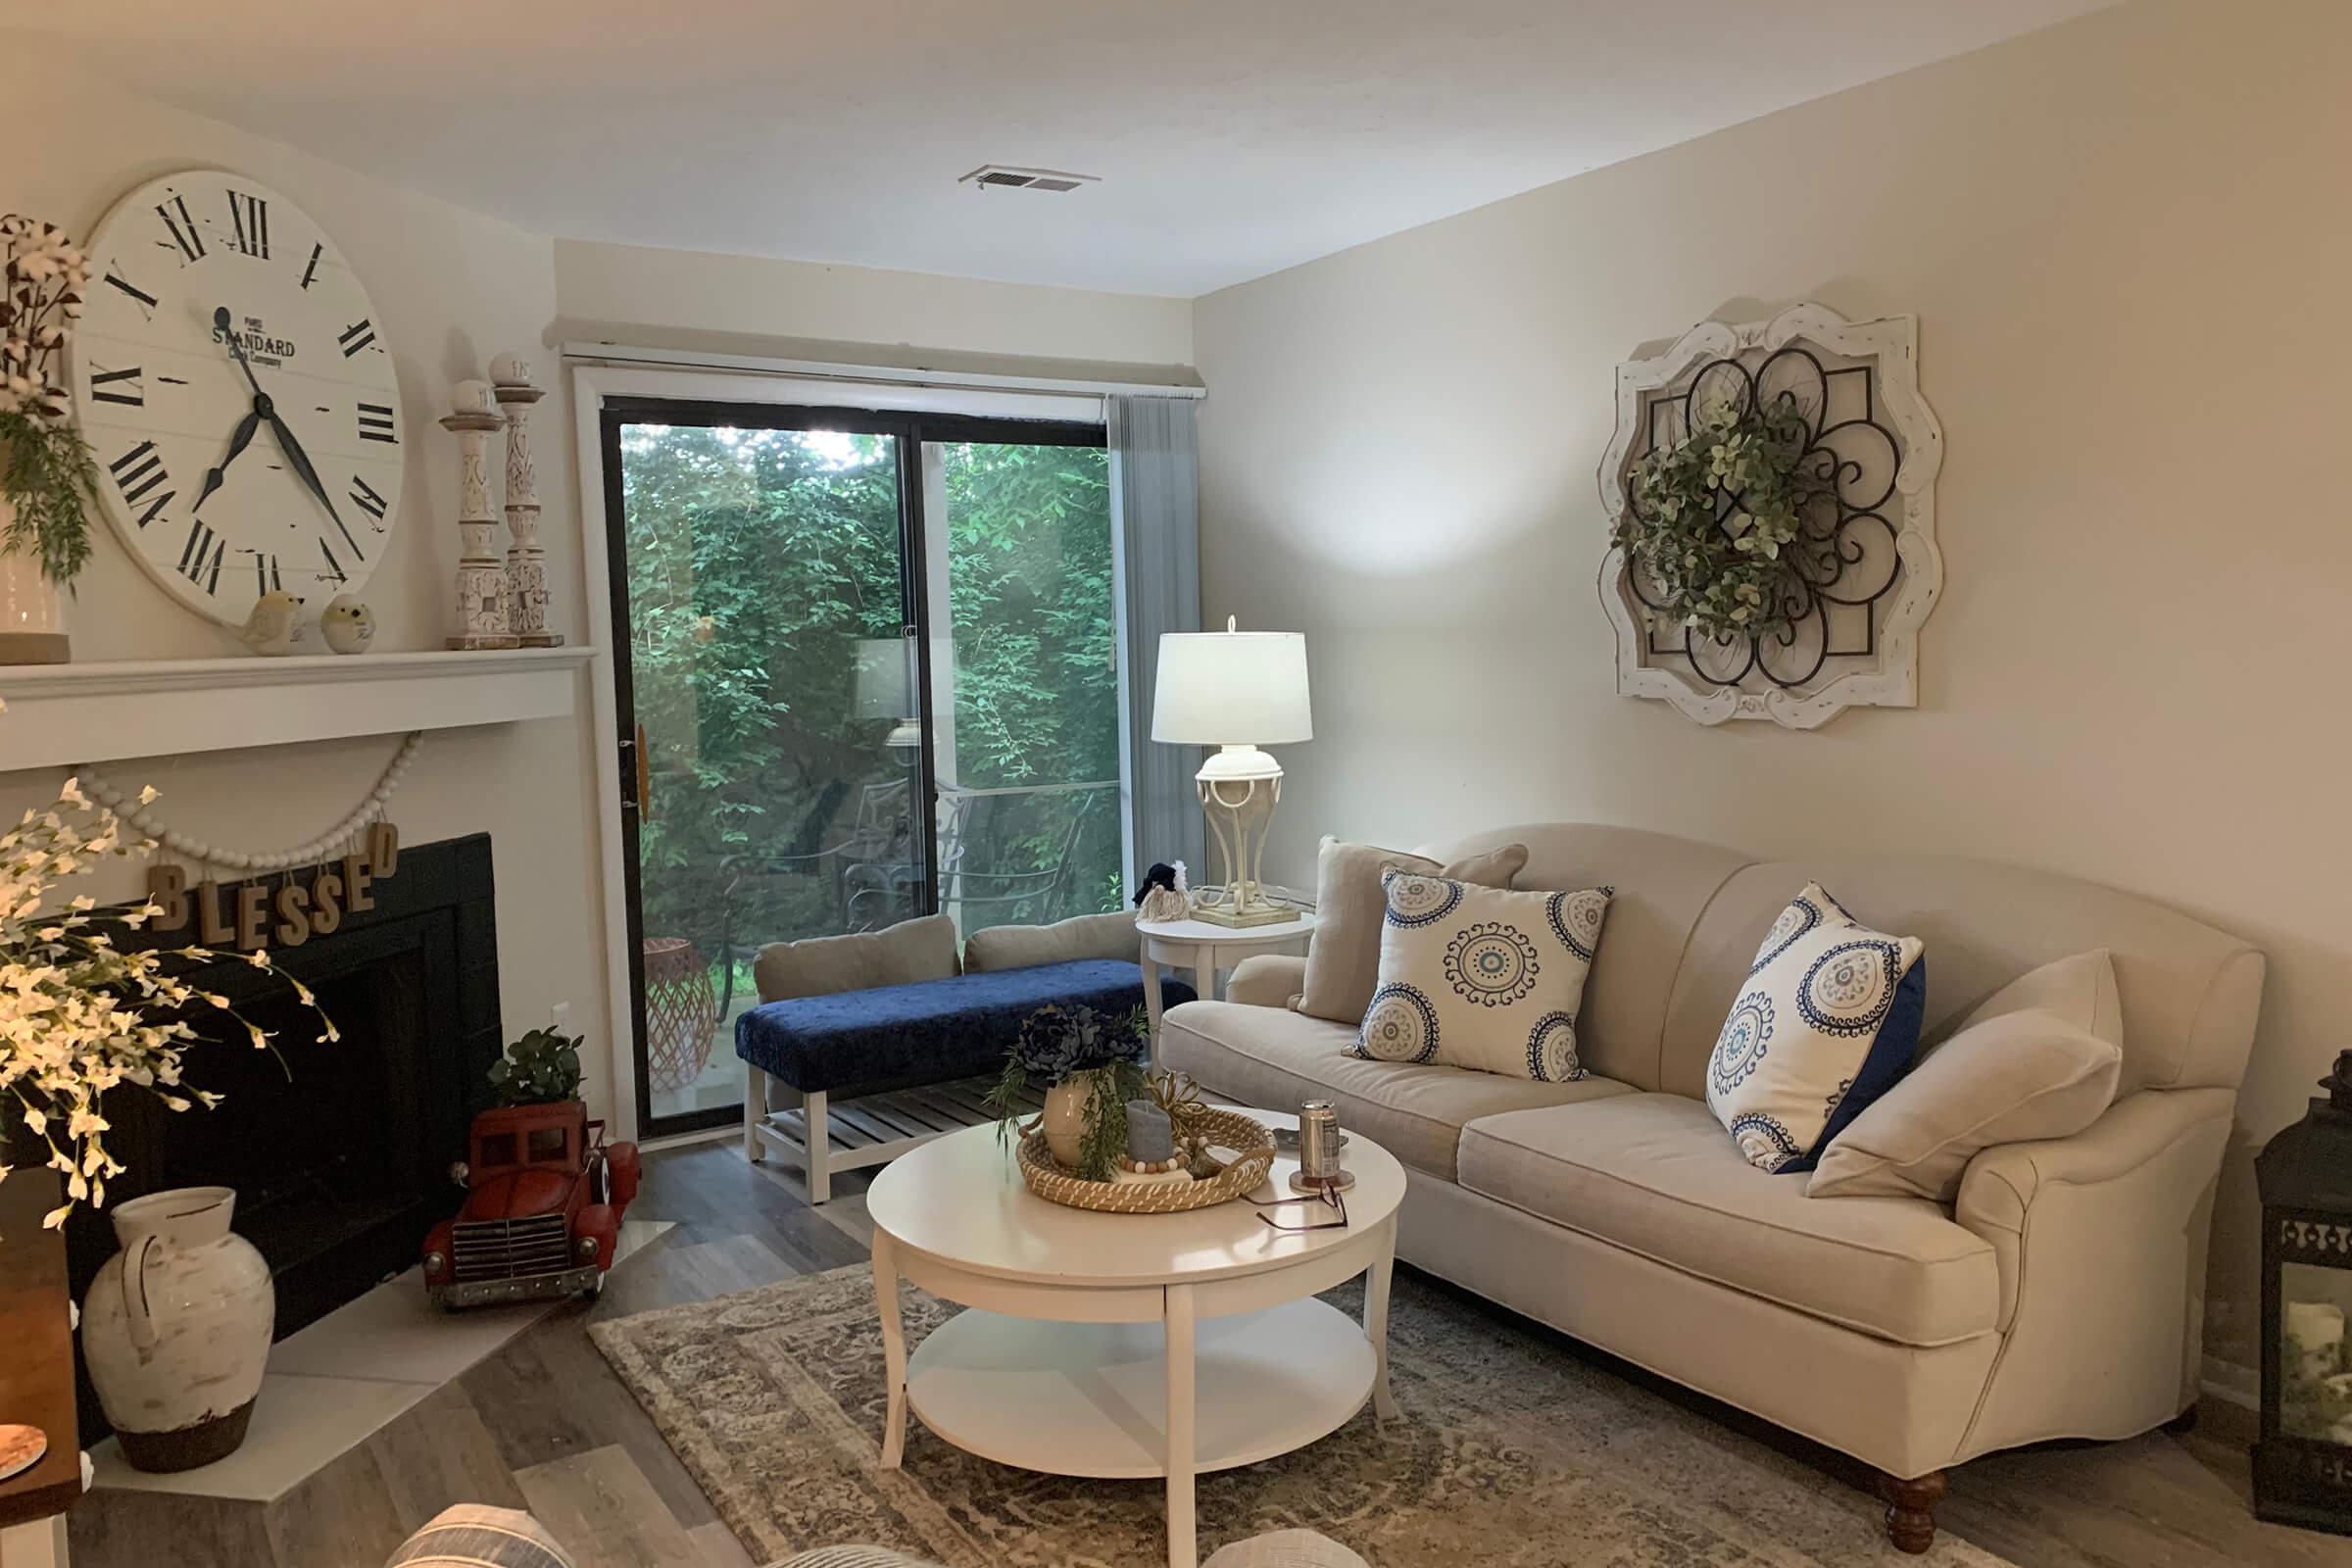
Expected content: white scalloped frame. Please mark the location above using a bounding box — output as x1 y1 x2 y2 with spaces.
1595 303 1944 730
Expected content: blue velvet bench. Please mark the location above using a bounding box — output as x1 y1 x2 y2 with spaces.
737 911 1194 1201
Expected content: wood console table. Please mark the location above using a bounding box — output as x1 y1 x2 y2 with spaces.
0 1172 80 1567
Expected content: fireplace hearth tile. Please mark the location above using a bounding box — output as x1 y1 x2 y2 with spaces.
86 1219 674 1503
87 1373 427 1502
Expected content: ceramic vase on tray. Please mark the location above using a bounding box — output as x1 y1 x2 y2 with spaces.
80 1185 274 1472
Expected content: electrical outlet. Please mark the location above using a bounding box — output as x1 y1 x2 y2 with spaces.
550 1001 571 1034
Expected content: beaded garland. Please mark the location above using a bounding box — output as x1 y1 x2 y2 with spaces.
75 731 421 874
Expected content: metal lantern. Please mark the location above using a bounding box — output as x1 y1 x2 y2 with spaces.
2254 1051 2352 1532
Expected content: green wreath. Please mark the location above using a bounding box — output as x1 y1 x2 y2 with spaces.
1614 398 1822 645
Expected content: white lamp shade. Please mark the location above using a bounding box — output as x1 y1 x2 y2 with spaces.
854 638 913 719
1152 626 1311 746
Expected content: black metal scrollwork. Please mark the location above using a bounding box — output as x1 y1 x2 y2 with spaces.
1626 346 1904 692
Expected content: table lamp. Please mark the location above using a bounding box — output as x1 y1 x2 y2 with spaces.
1152 617 1311 926
854 637 922 750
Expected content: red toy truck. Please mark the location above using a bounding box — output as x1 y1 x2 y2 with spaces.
421 1101 641 1308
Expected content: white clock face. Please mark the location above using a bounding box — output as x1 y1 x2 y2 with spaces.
70 171 404 627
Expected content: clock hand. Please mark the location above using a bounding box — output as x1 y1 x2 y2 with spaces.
192 407 264 515
214 306 359 548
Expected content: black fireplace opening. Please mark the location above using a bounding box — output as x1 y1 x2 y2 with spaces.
67 834 504 1439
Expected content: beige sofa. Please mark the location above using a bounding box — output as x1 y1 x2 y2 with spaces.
1159 823 2262 1554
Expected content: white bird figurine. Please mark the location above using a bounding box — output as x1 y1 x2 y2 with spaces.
319 595 376 655
240 591 305 656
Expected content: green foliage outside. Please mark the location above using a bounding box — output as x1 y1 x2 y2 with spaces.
617 424 1122 975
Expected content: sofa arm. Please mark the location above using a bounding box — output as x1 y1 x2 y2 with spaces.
1226 954 1307 1008
1948 1086 2234 1458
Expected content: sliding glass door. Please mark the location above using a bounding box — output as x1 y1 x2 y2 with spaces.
601 400 1120 1136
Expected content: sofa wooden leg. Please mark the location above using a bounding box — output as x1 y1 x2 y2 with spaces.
1879 1470 1945 1555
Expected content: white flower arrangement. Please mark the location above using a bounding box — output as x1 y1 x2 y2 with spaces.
1 214 102 585
0 741 336 1230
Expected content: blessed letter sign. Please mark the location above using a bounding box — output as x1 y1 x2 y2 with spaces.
147 822 402 952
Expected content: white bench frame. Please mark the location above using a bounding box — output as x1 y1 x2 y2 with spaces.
743 1066 1043 1203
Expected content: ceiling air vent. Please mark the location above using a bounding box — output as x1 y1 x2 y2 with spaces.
958 165 1100 194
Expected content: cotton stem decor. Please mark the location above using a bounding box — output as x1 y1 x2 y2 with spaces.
0 761 335 1231
0 216 100 589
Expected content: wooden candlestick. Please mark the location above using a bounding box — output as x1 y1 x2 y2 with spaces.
443 379 519 650
491 352 562 648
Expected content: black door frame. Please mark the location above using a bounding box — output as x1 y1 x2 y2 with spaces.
599 396 1106 1140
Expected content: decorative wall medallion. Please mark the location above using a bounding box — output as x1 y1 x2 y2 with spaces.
1596 303 1944 729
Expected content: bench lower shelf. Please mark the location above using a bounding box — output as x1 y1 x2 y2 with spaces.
745 1070 1044 1202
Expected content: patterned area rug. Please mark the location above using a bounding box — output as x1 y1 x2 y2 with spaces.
589 1266 2013 1567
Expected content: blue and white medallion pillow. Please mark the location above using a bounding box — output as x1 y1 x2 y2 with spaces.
1705 884 1928 1173
1353 870 1611 1082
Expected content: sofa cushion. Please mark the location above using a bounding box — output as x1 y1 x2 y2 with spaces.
737 958 1185 1096
1296 837 1528 1025
1702 884 1927 1174
1160 998 1633 1179
1457 1094 1998 1347
754 913 960 1003
1355 872 1611 1083
963 910 1141 972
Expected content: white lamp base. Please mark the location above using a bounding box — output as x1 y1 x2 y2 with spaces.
1190 747 1295 927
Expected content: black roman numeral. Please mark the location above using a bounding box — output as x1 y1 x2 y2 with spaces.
156 194 204 262
338 319 376 357
253 553 281 597
88 365 144 407
104 270 158 312
177 521 225 593
108 442 173 520
350 474 389 521
300 242 322 290
227 190 270 258
318 538 348 584
357 403 398 443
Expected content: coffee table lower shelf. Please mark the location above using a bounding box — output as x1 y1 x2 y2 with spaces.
905 1298 1376 1480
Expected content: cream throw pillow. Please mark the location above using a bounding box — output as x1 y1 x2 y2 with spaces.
1352 871 1611 1081
1296 837 1529 1024
1808 1007 2123 1200
1943 948 2123 1047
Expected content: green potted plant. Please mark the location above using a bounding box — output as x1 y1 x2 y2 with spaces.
488 1027 586 1106
0 216 101 665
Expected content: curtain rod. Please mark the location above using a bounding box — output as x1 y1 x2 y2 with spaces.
560 341 1206 401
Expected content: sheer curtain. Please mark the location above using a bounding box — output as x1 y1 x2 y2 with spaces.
1107 395 1205 896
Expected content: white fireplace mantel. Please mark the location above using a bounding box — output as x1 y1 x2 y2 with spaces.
0 647 595 771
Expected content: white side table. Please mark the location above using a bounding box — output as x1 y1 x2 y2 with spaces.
1135 912 1317 1062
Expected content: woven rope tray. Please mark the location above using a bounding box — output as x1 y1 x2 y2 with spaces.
1016 1107 1277 1214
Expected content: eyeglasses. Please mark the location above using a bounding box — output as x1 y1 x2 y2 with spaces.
1257 1182 1349 1232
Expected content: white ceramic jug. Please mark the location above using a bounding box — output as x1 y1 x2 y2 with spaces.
80 1186 274 1472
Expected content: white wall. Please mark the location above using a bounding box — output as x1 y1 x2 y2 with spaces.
0 58 617 1112
555 237 1195 381
1191 0 2352 1372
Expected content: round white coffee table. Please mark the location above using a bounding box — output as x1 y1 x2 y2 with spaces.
865 1110 1401 1568
1136 912 1317 1061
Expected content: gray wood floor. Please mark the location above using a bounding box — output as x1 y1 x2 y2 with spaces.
65 1142 2352 1568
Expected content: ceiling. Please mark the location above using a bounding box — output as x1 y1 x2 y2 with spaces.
24 0 2111 298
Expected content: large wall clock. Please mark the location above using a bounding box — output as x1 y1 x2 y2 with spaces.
70 170 404 627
